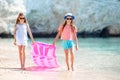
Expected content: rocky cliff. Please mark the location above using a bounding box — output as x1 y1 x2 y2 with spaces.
0 0 26 37
0 0 120 37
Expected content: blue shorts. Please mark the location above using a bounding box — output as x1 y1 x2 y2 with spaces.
62 40 75 50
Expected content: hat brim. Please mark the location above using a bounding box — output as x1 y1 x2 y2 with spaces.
64 15 75 20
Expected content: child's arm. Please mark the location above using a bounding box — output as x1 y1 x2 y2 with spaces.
14 25 17 45
26 23 35 43
74 32 79 51
53 31 61 45
73 26 79 50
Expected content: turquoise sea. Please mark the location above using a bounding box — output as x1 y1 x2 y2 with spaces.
31 37 120 54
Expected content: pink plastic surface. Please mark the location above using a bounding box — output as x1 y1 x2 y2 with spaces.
31 42 59 68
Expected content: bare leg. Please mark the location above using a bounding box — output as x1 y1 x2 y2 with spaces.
64 49 70 70
18 46 23 69
22 46 26 70
18 46 26 70
70 48 74 71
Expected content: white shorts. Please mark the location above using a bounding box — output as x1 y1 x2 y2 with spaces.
16 40 27 46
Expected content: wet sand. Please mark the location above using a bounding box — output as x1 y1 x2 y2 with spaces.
0 38 120 80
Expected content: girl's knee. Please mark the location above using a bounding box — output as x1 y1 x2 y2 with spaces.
70 50 74 54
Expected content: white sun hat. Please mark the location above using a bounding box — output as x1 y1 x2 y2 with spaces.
64 13 75 20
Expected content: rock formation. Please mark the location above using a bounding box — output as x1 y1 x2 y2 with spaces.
0 0 120 37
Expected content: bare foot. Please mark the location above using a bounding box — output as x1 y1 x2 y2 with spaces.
21 67 25 70
21 64 25 70
71 66 74 71
68 67 70 71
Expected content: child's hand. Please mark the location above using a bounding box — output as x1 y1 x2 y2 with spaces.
53 42 55 45
14 41 16 45
32 40 35 45
53 41 56 45
76 45 79 51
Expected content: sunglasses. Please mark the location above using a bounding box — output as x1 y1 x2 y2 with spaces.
66 18 72 20
19 18 25 20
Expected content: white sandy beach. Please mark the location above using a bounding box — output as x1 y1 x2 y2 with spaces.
0 38 120 80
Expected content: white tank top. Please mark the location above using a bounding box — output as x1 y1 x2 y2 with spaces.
16 23 28 42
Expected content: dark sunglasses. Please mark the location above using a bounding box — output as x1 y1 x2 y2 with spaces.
66 18 72 20
20 18 25 20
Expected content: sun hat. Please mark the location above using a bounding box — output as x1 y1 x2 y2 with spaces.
64 13 75 20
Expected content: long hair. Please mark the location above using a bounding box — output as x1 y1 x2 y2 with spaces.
15 13 28 25
62 20 76 33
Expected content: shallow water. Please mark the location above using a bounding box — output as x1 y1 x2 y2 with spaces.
31 37 120 54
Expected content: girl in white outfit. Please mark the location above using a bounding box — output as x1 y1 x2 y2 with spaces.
14 13 34 70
